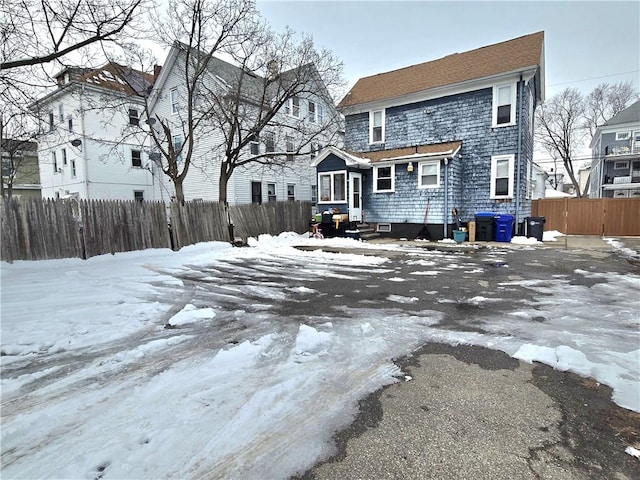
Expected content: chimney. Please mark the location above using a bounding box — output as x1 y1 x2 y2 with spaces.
154 65 162 80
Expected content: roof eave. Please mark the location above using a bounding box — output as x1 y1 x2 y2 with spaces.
340 66 540 114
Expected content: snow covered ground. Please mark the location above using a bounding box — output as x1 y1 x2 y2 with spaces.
1 233 639 479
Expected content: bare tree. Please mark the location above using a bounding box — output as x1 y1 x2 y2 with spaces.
535 88 587 196
141 0 344 206
1 109 39 198
583 81 637 138
1 0 148 71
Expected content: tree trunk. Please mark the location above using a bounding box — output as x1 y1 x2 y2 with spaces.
219 165 234 242
174 178 185 205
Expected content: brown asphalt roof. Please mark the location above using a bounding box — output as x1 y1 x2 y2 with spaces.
347 141 462 163
79 62 155 97
338 32 544 109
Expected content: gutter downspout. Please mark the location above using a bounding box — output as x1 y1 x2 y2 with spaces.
443 157 449 239
515 74 524 232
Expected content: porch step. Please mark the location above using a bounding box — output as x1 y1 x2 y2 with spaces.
356 223 379 240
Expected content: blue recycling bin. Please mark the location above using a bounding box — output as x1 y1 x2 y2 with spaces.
494 214 515 242
474 212 495 241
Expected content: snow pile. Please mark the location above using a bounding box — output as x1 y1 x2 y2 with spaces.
511 235 539 245
605 237 640 260
543 230 564 242
2 231 639 478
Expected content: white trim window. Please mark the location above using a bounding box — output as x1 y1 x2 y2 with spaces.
285 96 300 118
286 135 294 161
265 132 275 154
369 109 385 143
373 165 395 192
418 160 440 188
615 132 630 141
131 149 142 167
318 170 347 203
490 154 515 199
267 183 276 202
614 160 629 170
492 83 516 127
287 184 295 201
129 108 140 126
170 88 179 114
307 101 323 123
172 135 183 163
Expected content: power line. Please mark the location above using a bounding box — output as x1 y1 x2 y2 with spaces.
547 70 640 88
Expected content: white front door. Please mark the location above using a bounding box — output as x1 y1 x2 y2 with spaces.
349 172 362 222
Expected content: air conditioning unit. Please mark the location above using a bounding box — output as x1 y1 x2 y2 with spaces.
56 168 63 173
613 189 629 198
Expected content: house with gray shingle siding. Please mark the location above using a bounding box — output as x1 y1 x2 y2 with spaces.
313 32 545 240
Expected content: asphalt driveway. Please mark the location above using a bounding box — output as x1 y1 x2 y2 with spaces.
293 237 640 480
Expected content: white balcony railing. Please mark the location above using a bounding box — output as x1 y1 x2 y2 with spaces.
613 176 632 184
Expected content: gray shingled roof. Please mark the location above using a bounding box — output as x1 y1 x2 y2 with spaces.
602 100 640 127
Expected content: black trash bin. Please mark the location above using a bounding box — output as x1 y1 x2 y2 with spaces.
475 212 495 241
525 216 546 242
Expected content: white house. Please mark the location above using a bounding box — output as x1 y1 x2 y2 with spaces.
147 42 342 205
33 63 164 201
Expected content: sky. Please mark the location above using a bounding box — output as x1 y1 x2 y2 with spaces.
255 1 640 166
1 232 639 478
255 1 640 98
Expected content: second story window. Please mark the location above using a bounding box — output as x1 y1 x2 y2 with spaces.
170 88 179 114
173 135 183 162
265 132 275 154
285 96 300 118
58 104 64 122
250 141 259 155
310 142 321 160
286 135 294 161
52 151 57 172
129 109 139 126
48 111 54 132
287 184 295 201
68 118 73 132
616 132 631 141
131 149 142 167
369 109 385 143
62 148 67 166
308 101 316 123
493 83 516 127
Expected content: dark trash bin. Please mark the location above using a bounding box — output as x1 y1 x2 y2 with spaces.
525 216 546 242
494 214 515 242
474 212 495 241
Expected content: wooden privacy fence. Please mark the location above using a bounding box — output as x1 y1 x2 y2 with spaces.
1 198 312 262
532 198 640 236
